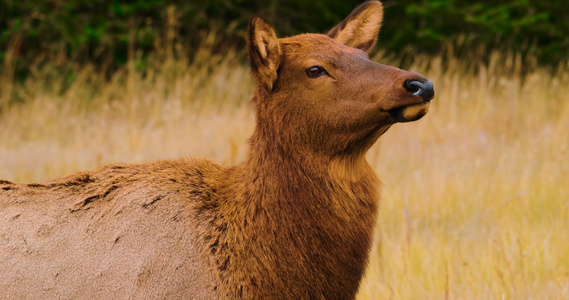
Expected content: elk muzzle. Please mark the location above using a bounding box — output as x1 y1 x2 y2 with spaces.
387 77 434 123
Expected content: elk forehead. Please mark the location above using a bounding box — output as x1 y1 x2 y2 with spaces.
280 33 369 64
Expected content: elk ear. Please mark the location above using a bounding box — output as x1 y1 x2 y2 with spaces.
327 1 383 53
248 17 281 91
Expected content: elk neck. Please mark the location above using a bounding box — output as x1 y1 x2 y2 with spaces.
214 93 383 295
230 92 382 215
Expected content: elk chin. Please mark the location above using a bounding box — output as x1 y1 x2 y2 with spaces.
389 101 430 123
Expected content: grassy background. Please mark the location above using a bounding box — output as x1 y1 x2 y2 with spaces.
1 4 569 299
2 0 567 85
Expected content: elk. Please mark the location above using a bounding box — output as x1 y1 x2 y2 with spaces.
0 1 434 299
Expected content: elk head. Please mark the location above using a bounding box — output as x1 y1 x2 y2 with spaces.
248 1 434 157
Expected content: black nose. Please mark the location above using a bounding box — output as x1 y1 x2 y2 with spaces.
404 80 435 101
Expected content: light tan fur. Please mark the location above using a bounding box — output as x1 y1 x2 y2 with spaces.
0 2 433 299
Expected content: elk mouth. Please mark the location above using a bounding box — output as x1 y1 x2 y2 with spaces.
387 100 431 123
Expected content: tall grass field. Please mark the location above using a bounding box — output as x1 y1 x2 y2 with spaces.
1 39 568 298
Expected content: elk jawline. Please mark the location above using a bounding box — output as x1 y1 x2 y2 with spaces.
387 101 431 123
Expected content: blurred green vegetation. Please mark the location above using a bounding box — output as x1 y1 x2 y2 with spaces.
1 0 568 81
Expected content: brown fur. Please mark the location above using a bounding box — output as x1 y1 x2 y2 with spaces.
0 2 433 299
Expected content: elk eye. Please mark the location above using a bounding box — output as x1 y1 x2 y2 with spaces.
306 66 326 78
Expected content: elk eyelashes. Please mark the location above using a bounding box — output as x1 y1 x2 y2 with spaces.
306 66 328 78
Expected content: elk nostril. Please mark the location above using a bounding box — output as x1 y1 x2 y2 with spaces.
404 80 421 95
404 80 434 101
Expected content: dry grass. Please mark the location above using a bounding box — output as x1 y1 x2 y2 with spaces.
1 45 568 299
358 53 569 299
